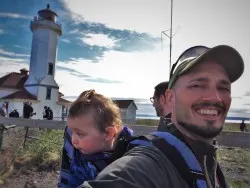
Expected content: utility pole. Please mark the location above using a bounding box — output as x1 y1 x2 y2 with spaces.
161 0 173 73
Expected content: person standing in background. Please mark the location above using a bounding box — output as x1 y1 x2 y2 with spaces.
150 81 172 131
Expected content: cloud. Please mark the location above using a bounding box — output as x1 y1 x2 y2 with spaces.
228 108 250 119
72 21 160 52
57 16 160 61
85 78 122 84
57 63 122 83
56 65 91 78
0 49 30 58
229 108 249 114
60 39 71 43
0 56 29 78
68 29 81 34
0 56 28 64
0 12 32 20
61 0 170 36
232 96 242 99
13 45 30 50
55 48 169 99
81 33 116 48
244 91 250 96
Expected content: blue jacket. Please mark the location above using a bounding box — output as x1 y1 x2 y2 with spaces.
58 126 133 188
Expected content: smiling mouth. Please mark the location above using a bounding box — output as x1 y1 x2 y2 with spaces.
196 108 221 117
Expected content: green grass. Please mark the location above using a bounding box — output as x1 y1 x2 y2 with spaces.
136 119 159 126
12 128 250 187
217 146 250 188
223 123 250 132
15 129 64 169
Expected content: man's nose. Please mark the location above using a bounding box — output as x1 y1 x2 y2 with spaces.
203 87 223 103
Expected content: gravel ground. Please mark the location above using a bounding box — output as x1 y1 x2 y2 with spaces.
2 170 58 188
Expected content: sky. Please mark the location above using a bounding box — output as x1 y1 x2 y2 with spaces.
0 0 249 118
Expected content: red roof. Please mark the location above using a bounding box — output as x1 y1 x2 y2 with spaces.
0 72 28 89
57 97 72 106
1 89 37 101
113 100 137 109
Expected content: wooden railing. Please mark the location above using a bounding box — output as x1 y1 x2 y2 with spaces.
0 117 66 129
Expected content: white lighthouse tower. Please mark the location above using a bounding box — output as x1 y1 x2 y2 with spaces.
0 5 70 120
24 4 62 119
25 5 61 102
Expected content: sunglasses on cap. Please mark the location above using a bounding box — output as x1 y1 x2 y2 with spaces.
169 45 210 80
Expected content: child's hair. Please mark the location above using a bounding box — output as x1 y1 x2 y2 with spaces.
68 90 122 132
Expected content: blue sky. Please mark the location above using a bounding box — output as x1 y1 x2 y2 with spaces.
0 0 250 118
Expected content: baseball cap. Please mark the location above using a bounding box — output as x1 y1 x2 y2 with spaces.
168 45 244 89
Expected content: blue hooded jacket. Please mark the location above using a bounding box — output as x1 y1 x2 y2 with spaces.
58 126 133 188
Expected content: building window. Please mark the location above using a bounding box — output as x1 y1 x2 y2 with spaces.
48 63 54 75
46 88 51 100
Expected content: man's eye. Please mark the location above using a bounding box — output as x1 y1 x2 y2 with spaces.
189 84 204 88
219 87 231 92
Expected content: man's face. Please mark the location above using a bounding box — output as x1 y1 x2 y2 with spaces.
152 93 164 117
171 61 231 138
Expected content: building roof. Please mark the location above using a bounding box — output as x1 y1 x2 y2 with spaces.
0 72 28 89
1 89 37 101
57 97 72 106
113 100 138 110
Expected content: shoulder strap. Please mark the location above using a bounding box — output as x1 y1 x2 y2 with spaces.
147 135 200 187
129 132 207 188
150 132 207 188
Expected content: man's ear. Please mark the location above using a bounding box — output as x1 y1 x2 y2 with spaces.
165 89 174 108
104 126 116 141
159 94 166 105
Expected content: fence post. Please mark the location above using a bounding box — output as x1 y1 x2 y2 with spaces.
23 127 29 147
0 124 4 151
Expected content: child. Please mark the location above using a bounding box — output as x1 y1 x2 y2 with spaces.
58 90 133 188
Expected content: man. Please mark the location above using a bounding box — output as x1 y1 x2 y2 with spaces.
43 106 49 119
47 107 53 120
151 81 172 131
80 45 244 188
9 109 19 118
23 102 34 119
0 103 7 117
240 120 247 132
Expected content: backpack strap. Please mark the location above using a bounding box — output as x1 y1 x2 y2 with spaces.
150 132 207 188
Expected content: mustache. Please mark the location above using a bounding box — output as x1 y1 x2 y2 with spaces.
192 101 226 112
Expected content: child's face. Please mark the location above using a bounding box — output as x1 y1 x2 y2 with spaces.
67 113 109 154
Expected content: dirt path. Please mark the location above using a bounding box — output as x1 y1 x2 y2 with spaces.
2 170 58 188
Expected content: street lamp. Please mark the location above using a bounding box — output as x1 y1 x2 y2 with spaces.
161 0 173 74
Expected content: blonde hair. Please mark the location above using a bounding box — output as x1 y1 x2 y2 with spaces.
68 90 122 132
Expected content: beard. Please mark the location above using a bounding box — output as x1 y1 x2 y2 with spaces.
178 120 223 138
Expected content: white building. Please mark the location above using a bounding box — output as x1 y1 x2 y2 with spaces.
114 100 138 124
0 5 71 120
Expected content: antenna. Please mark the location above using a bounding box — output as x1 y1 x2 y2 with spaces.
161 0 173 74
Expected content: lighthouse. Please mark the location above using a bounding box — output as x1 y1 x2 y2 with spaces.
24 4 62 101
0 5 71 120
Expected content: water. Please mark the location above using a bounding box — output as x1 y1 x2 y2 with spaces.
136 113 250 124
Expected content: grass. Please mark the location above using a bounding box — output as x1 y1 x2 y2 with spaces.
217 146 250 188
11 124 250 187
15 129 64 171
136 118 159 126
